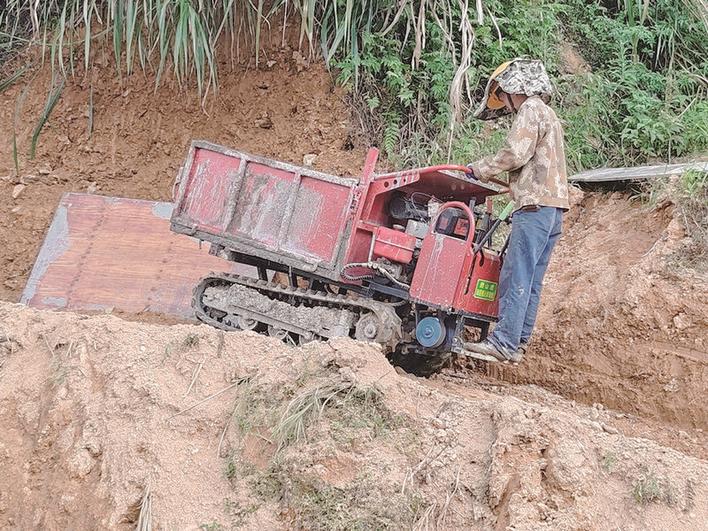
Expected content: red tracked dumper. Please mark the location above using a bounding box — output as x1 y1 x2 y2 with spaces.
171 141 510 374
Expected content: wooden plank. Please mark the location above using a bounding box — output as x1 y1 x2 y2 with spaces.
570 161 708 183
21 193 254 319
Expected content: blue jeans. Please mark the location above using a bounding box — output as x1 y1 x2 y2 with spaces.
488 206 563 353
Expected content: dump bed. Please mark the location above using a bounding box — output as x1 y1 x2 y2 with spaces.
170 141 358 278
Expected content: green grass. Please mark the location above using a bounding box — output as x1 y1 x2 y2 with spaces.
0 65 27 92
29 75 64 159
633 472 662 505
2 0 705 168
601 452 618 473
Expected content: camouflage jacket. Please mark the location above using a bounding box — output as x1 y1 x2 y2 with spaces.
471 96 570 211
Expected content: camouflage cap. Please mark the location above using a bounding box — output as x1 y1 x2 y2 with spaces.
474 58 554 120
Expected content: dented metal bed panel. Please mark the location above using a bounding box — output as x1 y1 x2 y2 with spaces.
22 193 253 319
171 140 358 278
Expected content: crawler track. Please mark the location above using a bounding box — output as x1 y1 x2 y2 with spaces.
192 273 402 346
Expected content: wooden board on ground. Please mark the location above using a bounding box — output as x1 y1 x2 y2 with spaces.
21 193 254 319
570 161 708 183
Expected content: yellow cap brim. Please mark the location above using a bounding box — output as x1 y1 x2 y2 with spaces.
486 86 505 110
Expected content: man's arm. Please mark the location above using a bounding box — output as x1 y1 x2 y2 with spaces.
470 103 540 183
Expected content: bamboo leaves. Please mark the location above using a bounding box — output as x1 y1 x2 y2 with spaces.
30 76 65 159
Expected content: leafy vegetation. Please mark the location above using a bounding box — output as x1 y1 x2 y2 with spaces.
335 0 708 168
1 0 706 169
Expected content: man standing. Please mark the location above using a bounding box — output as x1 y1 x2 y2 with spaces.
466 58 569 363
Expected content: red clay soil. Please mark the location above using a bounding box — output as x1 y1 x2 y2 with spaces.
485 191 708 431
0 47 367 301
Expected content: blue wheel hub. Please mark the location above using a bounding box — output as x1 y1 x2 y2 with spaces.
416 317 446 348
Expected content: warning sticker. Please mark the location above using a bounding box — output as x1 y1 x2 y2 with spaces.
474 279 498 301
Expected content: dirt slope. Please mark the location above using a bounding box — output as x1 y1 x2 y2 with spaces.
487 191 708 431
0 48 367 301
1 302 706 530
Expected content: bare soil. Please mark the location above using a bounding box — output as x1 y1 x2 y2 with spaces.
1 302 706 530
485 191 708 431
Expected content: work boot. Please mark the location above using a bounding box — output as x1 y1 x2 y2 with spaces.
466 339 522 363
517 342 528 358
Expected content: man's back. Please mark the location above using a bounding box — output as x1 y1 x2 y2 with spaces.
509 95 569 210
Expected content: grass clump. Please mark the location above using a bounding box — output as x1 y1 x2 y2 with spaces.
250 466 424 531
271 381 402 451
601 452 617 473
633 471 662 505
327 386 405 445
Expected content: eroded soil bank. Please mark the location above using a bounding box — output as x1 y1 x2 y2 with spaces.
1 302 706 529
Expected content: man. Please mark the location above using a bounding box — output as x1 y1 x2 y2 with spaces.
466 58 569 363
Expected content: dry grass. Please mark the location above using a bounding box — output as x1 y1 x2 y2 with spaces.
136 482 152 531
633 471 662 505
272 381 353 450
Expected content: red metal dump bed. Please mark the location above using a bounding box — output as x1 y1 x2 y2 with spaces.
171 141 358 279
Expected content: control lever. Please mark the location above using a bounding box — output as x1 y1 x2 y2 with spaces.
473 202 514 254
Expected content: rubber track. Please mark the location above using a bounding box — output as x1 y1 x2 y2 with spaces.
192 273 401 338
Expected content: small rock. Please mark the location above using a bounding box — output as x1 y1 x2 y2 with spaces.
673 313 691 331
11 184 25 200
68 449 95 478
60 494 75 514
303 153 317 167
86 182 97 194
663 378 679 393
678 430 689 439
431 418 445 429
11 206 21 214
589 421 603 431
338 366 356 383
254 113 273 129
601 423 619 434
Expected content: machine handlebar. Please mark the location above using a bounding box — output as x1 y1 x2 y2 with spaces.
418 164 510 191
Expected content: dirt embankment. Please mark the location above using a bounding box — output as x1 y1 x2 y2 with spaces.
486 191 708 431
0 47 367 301
1 302 707 530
